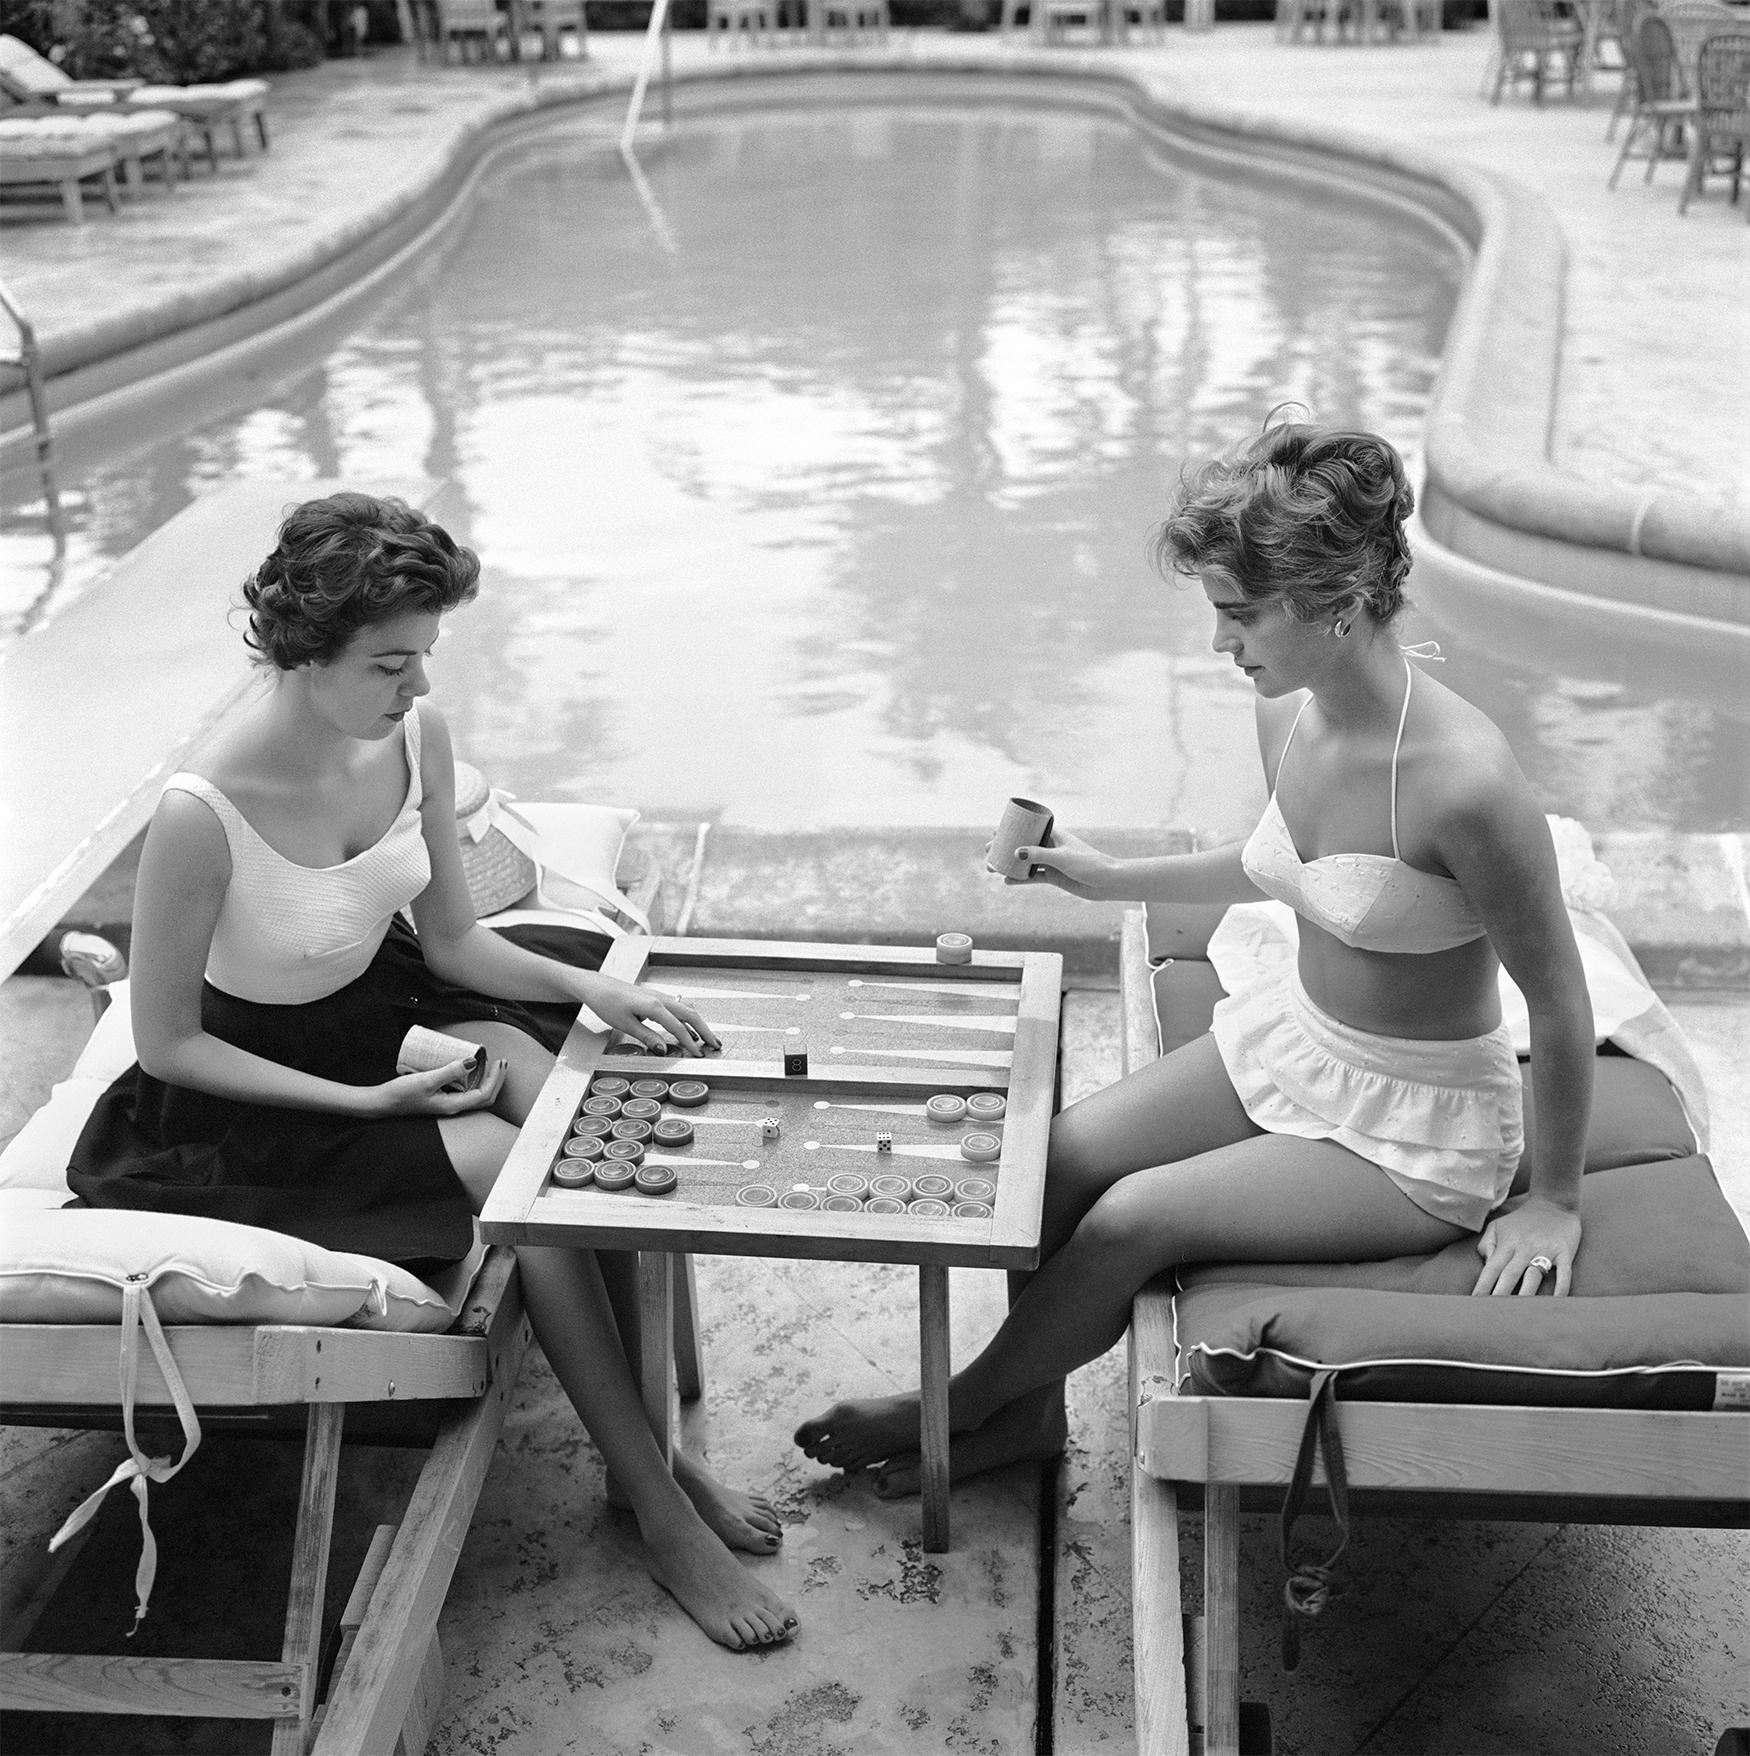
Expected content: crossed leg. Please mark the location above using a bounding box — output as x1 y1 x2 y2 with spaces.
440 1019 795 1650
795 1033 1465 1491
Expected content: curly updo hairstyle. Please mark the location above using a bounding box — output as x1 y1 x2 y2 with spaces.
1151 419 1415 627
242 493 481 671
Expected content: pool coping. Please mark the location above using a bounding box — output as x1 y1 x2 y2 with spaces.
5 45 1748 637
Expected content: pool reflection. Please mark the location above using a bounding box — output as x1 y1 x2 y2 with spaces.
4 100 1740 832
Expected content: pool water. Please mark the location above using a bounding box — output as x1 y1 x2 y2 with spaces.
5 95 1743 834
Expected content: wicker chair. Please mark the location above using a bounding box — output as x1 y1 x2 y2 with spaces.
1611 13 1699 183
1680 31 1750 213
1657 0 1738 89
1490 0 1586 102
1607 0 1654 136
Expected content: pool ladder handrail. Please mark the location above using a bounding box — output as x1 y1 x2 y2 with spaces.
619 0 674 161
0 276 62 526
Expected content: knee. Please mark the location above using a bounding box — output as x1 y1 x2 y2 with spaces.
1045 1105 1112 1204
1070 1178 1175 1280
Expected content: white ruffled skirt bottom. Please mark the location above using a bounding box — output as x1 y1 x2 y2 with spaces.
1210 971 1524 1232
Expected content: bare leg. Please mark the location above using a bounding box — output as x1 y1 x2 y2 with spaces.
439 1025 794 1647
450 1024 781 1546
797 1035 1256 1483
796 1036 1463 1486
598 1250 783 1552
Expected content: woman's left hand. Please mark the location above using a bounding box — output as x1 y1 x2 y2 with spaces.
581 974 722 1057
1472 1195 1582 1298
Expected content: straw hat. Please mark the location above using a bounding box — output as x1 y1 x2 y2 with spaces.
453 760 537 918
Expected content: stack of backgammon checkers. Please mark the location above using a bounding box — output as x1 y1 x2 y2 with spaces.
549 1071 1007 1221
548 1072 718 1196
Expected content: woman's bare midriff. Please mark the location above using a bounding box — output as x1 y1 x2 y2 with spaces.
1296 928 1503 1041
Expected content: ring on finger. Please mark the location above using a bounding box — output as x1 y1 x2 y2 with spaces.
1528 1254 1555 1275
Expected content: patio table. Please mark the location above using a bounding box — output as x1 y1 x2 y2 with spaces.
481 933 1064 1552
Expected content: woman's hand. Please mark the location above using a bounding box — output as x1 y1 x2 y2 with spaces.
1472 1194 1582 1298
985 827 1121 900
582 974 722 1057
370 1058 507 1118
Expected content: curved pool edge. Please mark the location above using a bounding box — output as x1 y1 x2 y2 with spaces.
3 48 1745 627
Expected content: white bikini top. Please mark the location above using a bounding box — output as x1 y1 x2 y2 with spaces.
1240 661 1486 956
163 705 432 1004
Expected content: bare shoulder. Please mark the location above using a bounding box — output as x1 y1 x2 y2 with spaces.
1407 672 1546 850
144 785 232 887
414 700 456 788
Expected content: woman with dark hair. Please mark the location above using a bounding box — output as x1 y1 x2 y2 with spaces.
797 421 1594 1494
72 493 798 1649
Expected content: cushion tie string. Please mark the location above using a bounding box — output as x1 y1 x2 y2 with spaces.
46 1275 202 1636
1277 1367 1350 1672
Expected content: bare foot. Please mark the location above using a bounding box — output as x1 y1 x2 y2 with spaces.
872 1396 1068 1497
639 1506 798 1651
674 1448 785 1555
793 1392 922 1473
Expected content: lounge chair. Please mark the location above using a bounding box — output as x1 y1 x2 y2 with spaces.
1120 896 1749 1755
0 103 185 220
0 849 670 1751
0 34 268 167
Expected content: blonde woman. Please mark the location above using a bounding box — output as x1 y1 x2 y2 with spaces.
798 422 1593 1493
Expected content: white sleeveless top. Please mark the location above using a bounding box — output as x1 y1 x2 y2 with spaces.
163 705 433 1005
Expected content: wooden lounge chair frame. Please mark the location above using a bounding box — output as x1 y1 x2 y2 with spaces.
0 865 694 1752
1119 906 1750 1756
0 478 701 1751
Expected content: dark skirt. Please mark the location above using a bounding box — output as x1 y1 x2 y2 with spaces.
67 917 611 1276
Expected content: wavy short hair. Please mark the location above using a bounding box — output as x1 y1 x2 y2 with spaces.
242 492 481 670
1151 420 1414 626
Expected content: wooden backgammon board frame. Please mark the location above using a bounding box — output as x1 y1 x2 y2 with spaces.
481 934 1064 1550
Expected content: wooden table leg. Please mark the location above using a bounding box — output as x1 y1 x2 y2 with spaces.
1203 1484 1241 1756
918 1263 951 1552
638 1251 676 1467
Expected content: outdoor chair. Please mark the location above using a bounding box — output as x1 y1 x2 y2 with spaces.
707 0 779 45
524 0 589 59
0 35 139 103
431 0 512 61
1041 0 1107 41
0 35 269 167
816 0 891 40
1279 0 1355 43
1606 0 1654 136
1490 0 1585 101
0 117 121 222
1610 13 1696 183
1118 0 1170 36
0 103 185 221
1119 894 1749 1756
1657 0 1738 89
0 854 698 1753
1679 31 1750 213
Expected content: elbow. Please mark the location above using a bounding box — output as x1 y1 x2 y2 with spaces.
133 1030 193 1084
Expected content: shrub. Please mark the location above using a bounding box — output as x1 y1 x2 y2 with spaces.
0 0 321 79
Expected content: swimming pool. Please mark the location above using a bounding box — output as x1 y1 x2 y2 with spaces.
5 84 1743 834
